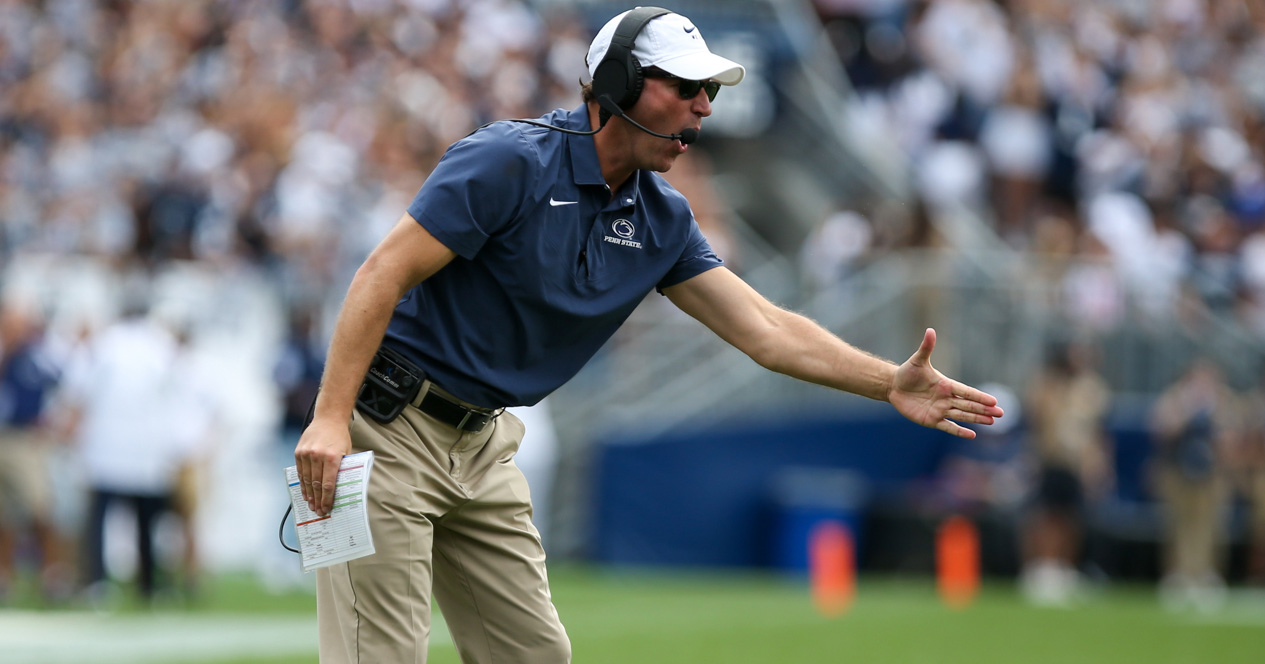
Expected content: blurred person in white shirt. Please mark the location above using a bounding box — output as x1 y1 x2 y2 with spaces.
61 292 192 603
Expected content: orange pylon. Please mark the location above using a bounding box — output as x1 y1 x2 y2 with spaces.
936 514 980 609
809 521 855 617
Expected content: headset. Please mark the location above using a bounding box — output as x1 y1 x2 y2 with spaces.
591 6 673 115
477 6 696 145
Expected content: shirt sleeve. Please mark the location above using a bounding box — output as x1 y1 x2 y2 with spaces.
656 214 725 291
407 125 538 259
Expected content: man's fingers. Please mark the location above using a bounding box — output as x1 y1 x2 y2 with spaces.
945 408 997 426
950 397 1004 418
950 383 1003 412
911 328 937 366
319 465 340 516
306 464 320 511
937 418 976 439
311 463 327 514
298 456 312 504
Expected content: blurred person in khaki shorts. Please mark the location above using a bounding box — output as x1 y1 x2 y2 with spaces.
295 7 1004 663
1150 358 1241 610
0 304 70 602
1239 364 1265 586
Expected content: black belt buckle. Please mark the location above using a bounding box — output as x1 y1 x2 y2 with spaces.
417 391 496 432
456 408 494 433
356 346 423 424
456 409 475 431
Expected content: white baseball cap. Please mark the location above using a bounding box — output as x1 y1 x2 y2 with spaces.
587 9 745 86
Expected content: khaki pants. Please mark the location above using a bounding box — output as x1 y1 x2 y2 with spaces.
317 382 570 663
1248 471 1265 581
1155 467 1228 581
1250 472 1265 542
0 430 53 528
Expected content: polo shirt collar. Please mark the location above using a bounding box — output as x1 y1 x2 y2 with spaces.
565 105 640 206
565 105 606 187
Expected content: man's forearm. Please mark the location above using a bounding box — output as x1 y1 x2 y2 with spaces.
757 311 896 402
310 266 408 425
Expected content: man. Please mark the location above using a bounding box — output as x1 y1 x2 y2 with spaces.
296 8 1003 663
1150 358 1239 611
63 293 201 603
0 304 68 602
1021 341 1112 606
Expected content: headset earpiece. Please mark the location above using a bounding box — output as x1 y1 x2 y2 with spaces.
591 52 643 111
591 6 670 111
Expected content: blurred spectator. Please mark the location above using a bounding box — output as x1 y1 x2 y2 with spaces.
1060 231 1125 334
914 0 1015 109
273 304 324 460
1149 358 1241 611
1242 228 1265 334
978 51 1052 240
61 294 189 604
0 303 70 603
1238 364 1265 586
800 208 875 294
1020 339 1112 606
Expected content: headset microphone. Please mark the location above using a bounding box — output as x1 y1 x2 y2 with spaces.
598 96 698 145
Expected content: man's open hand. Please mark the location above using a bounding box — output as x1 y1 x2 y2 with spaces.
888 328 1004 438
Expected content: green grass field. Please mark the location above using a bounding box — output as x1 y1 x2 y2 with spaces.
4 567 1263 663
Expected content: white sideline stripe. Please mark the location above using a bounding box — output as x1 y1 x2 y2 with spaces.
0 611 451 663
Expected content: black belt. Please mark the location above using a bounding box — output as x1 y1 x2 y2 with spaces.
416 388 498 433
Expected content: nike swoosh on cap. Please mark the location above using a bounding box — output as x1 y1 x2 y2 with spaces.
549 198 578 206
684 26 695 33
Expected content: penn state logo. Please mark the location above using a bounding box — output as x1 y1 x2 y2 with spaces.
604 218 642 249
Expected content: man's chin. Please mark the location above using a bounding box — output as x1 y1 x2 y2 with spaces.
653 154 680 173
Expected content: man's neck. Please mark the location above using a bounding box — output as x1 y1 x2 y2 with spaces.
587 102 635 196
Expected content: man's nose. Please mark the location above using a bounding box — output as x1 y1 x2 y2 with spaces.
692 90 712 117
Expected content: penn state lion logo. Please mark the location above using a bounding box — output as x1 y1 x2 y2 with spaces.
612 219 635 238
604 219 642 248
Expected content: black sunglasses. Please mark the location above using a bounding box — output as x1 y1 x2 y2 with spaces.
645 69 720 102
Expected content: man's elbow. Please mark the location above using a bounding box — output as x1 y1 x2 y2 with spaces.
352 253 413 300
739 332 789 374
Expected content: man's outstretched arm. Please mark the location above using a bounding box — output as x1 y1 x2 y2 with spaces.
663 267 1003 438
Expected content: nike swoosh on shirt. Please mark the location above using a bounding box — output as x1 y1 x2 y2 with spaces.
549 198 578 206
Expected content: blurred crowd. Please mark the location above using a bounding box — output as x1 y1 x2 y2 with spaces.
811 0 1265 336
0 0 598 310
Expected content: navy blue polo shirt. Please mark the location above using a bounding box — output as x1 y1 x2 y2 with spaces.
0 341 60 428
383 105 723 408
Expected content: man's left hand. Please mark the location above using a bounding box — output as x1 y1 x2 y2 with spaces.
888 328 1004 439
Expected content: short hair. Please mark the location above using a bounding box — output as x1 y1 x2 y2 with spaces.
581 80 596 104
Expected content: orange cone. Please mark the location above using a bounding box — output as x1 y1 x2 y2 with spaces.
809 521 855 617
936 515 980 609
